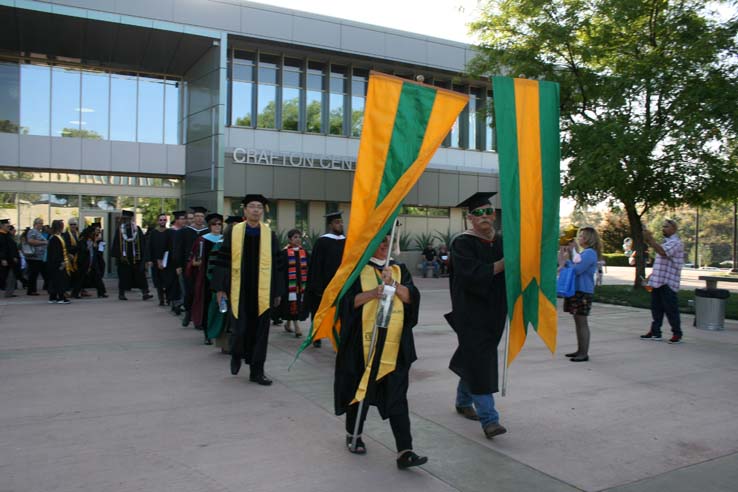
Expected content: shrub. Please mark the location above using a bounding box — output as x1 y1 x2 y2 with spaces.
602 253 630 267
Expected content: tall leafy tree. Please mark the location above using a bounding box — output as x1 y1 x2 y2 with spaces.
469 0 738 285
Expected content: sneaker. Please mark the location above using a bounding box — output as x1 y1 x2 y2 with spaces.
48 299 57 304
640 332 663 341
483 422 508 439
57 299 71 305
668 336 683 344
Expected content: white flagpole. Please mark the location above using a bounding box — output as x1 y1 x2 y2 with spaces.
501 317 511 397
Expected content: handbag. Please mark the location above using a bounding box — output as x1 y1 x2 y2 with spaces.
557 266 576 298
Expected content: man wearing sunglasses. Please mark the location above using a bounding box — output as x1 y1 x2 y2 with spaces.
445 191 508 440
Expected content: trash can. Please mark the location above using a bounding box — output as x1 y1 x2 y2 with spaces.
694 288 730 331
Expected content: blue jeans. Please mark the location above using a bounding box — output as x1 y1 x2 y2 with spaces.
455 379 499 427
422 260 439 278
650 285 682 337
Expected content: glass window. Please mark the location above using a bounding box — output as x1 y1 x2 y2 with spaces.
110 73 137 141
83 195 117 210
485 90 495 151
451 85 468 148
138 76 165 144
427 207 450 217
282 57 302 131
0 170 19 180
306 62 324 133
258 54 279 84
52 66 81 138
232 81 253 127
164 79 180 144
81 70 109 140
329 65 346 135
162 197 179 217
80 174 110 185
351 68 368 137
18 193 48 230
18 171 49 182
295 200 309 234
256 84 277 129
469 88 480 150
264 200 277 229
20 63 50 136
0 192 17 226
50 194 80 225
0 62 20 134
50 172 80 183
136 197 163 230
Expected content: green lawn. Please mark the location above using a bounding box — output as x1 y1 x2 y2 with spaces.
593 285 738 320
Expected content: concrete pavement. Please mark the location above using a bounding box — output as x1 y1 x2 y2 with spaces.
1 278 737 492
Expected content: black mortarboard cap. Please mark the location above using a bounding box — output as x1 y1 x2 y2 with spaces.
190 206 208 214
324 211 343 223
90 222 101 229
0 218 9 224
121 210 134 218
456 192 497 210
172 210 187 219
241 194 269 206
205 213 223 223
225 216 243 224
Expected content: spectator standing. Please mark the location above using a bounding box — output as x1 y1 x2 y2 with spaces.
25 218 48 296
563 227 602 362
437 244 450 276
641 219 685 343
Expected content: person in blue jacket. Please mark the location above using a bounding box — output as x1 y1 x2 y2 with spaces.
563 226 602 362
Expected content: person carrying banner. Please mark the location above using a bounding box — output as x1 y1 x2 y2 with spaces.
212 195 283 385
446 192 508 439
334 235 427 469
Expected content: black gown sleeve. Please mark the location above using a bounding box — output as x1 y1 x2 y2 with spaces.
271 231 285 299
111 228 121 259
210 225 232 293
399 263 420 329
306 239 324 297
450 235 497 298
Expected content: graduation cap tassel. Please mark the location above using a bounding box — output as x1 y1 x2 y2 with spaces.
350 218 399 453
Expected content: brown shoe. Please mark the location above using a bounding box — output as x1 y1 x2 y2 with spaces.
455 405 480 421
483 422 507 439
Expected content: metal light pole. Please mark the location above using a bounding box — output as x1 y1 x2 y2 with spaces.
695 208 700 268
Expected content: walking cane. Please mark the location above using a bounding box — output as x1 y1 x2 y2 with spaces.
350 219 399 452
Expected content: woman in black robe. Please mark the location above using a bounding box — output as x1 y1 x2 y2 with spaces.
334 236 427 469
77 224 107 297
46 220 70 304
187 214 223 344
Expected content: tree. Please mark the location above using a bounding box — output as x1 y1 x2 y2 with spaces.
598 209 631 254
469 0 738 286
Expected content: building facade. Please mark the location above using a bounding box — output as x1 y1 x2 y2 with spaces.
0 0 501 260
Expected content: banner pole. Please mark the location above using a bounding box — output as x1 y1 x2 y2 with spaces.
501 317 511 397
350 219 399 452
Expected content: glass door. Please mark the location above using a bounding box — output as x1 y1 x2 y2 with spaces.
79 210 120 277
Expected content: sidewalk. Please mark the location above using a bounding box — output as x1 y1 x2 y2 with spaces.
1 278 737 492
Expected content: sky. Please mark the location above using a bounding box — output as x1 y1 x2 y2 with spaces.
247 0 483 44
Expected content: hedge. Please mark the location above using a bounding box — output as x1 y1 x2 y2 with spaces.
602 253 630 267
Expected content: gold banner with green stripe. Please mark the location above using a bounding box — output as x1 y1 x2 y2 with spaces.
493 77 560 365
298 72 468 354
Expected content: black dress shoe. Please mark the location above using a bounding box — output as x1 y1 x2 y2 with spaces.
313 340 322 348
396 451 428 470
142 293 153 300
181 311 191 327
98 293 108 298
455 405 480 421
230 356 241 375
249 374 273 386
565 352 579 358
118 294 128 301
570 355 589 362
158 300 165 306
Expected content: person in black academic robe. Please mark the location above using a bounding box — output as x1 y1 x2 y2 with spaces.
176 207 209 326
446 192 508 440
0 219 16 292
161 211 187 313
305 212 346 347
61 220 82 298
211 195 284 385
46 220 70 304
278 229 309 336
147 214 170 306
334 235 427 469
77 224 107 297
111 211 152 301
187 213 223 344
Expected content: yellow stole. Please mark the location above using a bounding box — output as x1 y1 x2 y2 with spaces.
230 221 272 319
351 264 404 404
54 234 73 275
65 228 78 271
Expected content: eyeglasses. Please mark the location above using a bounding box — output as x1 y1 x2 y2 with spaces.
469 207 495 217
212 222 222 226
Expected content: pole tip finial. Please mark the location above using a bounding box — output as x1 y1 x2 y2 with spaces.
415 74 425 83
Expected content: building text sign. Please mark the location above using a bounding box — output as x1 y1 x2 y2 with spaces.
231 148 356 171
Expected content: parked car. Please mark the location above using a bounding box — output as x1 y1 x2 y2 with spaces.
684 262 695 268
719 260 734 268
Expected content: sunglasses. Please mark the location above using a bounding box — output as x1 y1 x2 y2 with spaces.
469 207 495 217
